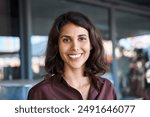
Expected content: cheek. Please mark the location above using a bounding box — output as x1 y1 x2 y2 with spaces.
58 44 68 60
84 43 91 53
59 50 66 63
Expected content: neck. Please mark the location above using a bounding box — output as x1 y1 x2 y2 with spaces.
64 69 84 81
63 66 89 88
63 66 91 100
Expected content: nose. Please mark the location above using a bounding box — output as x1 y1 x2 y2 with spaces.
71 40 79 51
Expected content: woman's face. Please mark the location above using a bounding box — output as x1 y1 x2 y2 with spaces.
58 23 91 71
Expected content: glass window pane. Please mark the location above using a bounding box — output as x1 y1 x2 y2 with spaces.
116 11 150 99
31 36 47 79
0 0 20 80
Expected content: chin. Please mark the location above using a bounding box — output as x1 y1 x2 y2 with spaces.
70 64 84 69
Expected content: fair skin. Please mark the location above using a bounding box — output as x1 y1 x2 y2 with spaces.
58 23 92 99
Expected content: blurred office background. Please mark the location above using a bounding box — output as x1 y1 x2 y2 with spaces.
0 0 150 99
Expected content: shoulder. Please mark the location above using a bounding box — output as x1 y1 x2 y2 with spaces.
27 75 56 99
30 78 50 90
95 76 117 100
29 75 58 91
96 76 113 87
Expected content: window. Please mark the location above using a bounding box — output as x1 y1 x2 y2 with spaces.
116 11 150 99
0 0 20 80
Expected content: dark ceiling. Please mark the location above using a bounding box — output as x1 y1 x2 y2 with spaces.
121 0 150 8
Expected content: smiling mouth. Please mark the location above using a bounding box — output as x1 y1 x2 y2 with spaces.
68 54 82 59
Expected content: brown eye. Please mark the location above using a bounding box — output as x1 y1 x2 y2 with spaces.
79 37 86 41
63 38 70 43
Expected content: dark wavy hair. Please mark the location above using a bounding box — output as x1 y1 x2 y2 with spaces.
45 11 108 79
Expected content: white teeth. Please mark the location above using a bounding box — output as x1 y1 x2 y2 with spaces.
68 54 81 58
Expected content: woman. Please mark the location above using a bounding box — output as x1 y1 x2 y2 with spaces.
28 11 117 100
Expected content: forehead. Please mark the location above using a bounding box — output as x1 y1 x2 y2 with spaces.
60 23 89 36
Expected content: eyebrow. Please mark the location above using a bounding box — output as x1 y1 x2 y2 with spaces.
59 35 70 38
60 34 88 38
78 34 88 37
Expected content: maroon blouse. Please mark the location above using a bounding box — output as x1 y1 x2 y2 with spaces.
27 75 117 100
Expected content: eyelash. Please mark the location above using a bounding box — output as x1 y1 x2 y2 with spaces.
62 37 87 43
79 37 86 41
63 38 70 42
